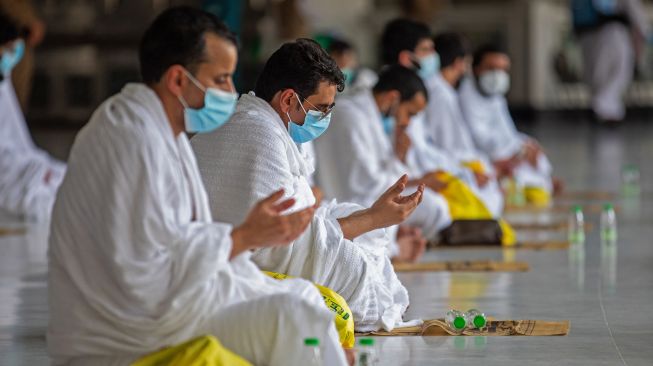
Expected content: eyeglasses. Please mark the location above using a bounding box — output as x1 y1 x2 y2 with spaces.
295 94 334 121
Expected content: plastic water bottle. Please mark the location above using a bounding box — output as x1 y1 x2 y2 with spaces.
466 309 487 329
304 338 322 366
600 203 618 246
446 310 468 333
568 205 585 245
356 338 377 366
622 164 640 197
503 178 525 206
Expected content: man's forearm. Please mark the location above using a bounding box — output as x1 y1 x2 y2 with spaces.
337 208 378 240
229 227 252 259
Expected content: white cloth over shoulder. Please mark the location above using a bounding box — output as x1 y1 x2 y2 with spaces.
314 89 451 239
0 76 65 221
192 92 413 332
48 84 347 366
422 73 482 162
459 77 552 191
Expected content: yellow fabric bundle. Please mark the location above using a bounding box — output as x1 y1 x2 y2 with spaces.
264 271 356 348
132 335 251 366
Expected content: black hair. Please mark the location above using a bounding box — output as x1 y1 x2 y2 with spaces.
373 64 428 102
254 38 345 102
139 6 237 84
472 43 507 68
433 32 469 69
327 38 353 56
0 11 21 45
380 18 431 65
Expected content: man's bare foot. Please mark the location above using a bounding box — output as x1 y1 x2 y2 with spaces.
344 347 356 365
393 225 427 263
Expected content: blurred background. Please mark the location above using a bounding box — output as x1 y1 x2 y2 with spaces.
5 0 653 129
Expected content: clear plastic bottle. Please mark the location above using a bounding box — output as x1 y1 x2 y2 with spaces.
304 338 322 366
622 164 640 197
446 310 468 333
600 203 618 246
568 205 585 245
466 309 487 329
503 178 526 206
355 338 377 366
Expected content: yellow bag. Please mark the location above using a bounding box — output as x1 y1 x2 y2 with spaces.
524 186 551 207
434 171 516 246
132 335 251 366
264 271 355 349
462 160 486 175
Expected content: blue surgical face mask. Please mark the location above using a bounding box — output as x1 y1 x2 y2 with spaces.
380 100 398 136
1 39 25 76
381 115 395 136
178 70 238 134
287 93 331 144
415 52 440 80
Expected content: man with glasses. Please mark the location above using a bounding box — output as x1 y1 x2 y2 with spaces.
192 38 425 333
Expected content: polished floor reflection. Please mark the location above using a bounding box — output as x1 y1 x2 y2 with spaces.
2 117 653 365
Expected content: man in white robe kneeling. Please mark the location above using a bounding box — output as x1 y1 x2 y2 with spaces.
314 65 451 243
48 8 349 366
192 39 425 333
0 14 66 221
459 44 557 205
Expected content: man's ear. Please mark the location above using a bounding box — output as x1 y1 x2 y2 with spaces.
278 89 296 114
398 50 416 69
165 65 188 98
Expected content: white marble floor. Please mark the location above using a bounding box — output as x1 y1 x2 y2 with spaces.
2 116 653 365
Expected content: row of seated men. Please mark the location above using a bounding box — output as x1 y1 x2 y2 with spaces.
0 7 556 366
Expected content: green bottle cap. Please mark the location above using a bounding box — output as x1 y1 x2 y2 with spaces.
603 203 613 211
304 338 320 346
359 338 375 346
572 205 583 213
473 315 487 328
453 316 467 329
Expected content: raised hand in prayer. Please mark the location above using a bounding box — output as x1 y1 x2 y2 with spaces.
230 189 315 258
493 156 519 178
311 186 324 208
418 172 448 192
394 129 412 163
337 175 424 240
369 175 425 228
522 140 541 168
473 171 490 188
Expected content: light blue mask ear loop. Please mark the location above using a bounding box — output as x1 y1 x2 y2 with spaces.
178 69 238 133
178 68 236 108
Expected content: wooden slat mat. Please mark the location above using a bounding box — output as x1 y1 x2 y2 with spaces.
394 260 529 273
510 222 593 231
430 240 570 251
555 191 617 201
358 319 569 336
0 227 26 237
505 204 618 214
